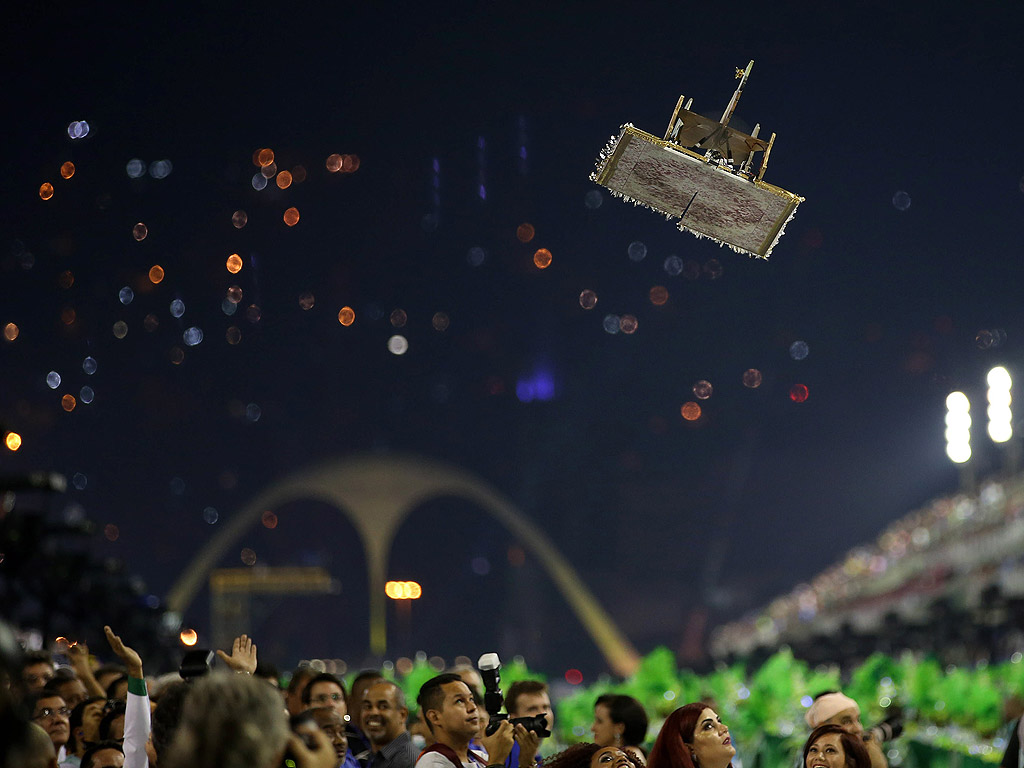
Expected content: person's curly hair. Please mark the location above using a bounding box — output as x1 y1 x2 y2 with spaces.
544 743 645 768
161 671 290 768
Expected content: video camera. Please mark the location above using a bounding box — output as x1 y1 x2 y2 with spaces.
477 653 551 738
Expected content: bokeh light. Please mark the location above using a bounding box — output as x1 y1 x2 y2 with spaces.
261 511 278 529
226 285 243 304
226 326 241 345
252 173 267 191
276 170 293 189
516 223 535 242
4 323 19 341
326 153 343 172
180 629 198 646
680 402 702 421
203 507 219 524
61 307 76 325
704 259 723 279
149 160 172 179
47 371 62 390
789 340 809 360
80 386 94 404
743 369 763 388
649 286 668 305
119 286 134 305
602 314 620 334
104 524 119 541
292 165 307 183
39 183 54 200
338 307 355 326
241 548 257 566
170 347 184 365
144 314 159 332
533 248 552 269
565 669 584 685
627 241 647 262
388 335 409 355
299 292 315 310
133 223 148 241
693 380 713 399
67 120 90 139
60 162 75 179
5 432 22 451
126 159 146 178
682 260 701 280
148 265 164 284
170 299 185 318
113 321 128 339
183 327 203 346
390 309 407 328
246 403 261 422
619 315 638 334
62 394 77 412
579 290 598 310
283 207 300 226
226 254 243 273
790 383 810 402
246 305 261 324
893 190 911 211
257 148 275 167
467 246 486 267
232 210 248 228
58 270 74 289
663 255 683 276
260 162 278 179
432 312 450 331
584 190 603 209
83 357 97 375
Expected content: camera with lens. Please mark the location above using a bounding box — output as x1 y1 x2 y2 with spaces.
477 653 551 738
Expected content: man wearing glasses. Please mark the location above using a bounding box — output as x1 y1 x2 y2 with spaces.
27 691 71 761
303 672 349 719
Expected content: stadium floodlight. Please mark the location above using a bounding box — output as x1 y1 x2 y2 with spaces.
987 366 1013 443
945 391 972 463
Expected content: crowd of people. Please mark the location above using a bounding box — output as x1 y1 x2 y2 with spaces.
0 624 932 768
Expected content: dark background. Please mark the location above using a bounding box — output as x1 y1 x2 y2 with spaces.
2 1 1022 678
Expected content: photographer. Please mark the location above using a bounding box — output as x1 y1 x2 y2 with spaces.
415 674 515 768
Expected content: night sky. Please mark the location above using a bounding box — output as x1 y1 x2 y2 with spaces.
4 3 1023 677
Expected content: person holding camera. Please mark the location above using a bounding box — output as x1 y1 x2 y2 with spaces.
415 674 516 768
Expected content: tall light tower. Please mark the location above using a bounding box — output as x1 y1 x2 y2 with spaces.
946 391 974 493
987 366 1017 474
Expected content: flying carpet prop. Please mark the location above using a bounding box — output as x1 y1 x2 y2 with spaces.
590 61 804 259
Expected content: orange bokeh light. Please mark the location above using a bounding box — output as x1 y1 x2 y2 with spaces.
226 254 243 274
5 431 22 451
62 394 77 412
180 628 199 646
342 154 360 172
292 165 307 183
60 161 75 179
149 265 165 284
385 581 423 599
283 207 300 226
261 511 278 529
680 402 702 421
326 153 343 172
276 170 293 189
516 223 535 242
338 306 355 326
649 286 669 306
4 323 19 341
61 307 76 325
59 270 74 289
39 183 54 200
533 248 552 269
257 148 275 167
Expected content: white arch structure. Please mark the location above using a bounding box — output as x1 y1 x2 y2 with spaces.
167 454 640 676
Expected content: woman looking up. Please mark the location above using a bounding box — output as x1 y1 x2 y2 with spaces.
803 725 871 768
591 695 649 765
647 703 734 768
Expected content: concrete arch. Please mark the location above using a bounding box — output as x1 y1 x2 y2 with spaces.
167 454 640 676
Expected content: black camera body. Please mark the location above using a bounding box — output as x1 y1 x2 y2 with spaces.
477 653 551 738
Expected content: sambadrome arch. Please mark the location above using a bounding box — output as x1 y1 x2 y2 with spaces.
167 454 640 676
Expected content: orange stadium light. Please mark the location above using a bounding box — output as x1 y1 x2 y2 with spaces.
385 581 422 600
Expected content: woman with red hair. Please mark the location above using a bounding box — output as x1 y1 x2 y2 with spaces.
647 703 735 768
